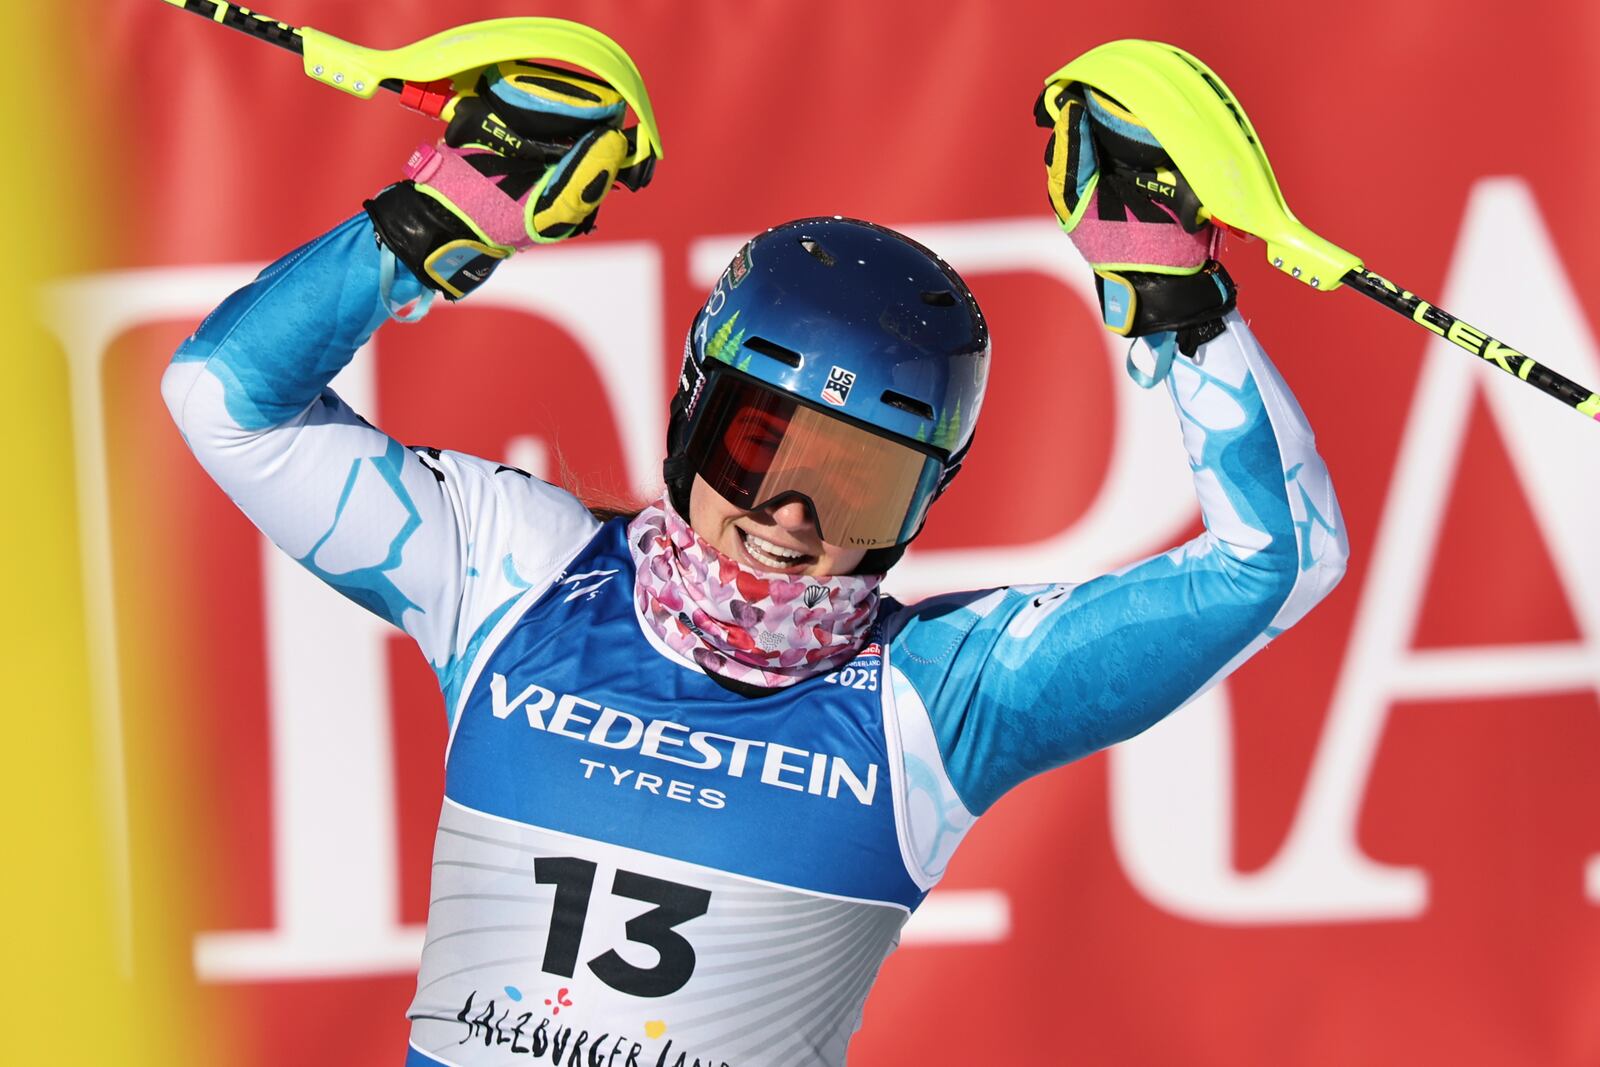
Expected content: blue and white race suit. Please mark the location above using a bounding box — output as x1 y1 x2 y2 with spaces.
163 215 1347 1067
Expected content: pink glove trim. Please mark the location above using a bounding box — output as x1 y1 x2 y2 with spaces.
1069 191 1219 271
404 143 529 250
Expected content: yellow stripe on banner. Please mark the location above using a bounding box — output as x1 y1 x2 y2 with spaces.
1579 393 1600 417
213 1 230 23
1518 358 1537 380
0 5 175 1064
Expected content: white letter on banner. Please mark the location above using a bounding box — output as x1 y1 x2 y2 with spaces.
47 246 663 978
42 263 360 974
1109 179 1600 923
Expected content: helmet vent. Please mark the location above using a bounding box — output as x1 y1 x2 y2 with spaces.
798 236 837 267
880 390 936 421
920 289 957 307
742 335 803 368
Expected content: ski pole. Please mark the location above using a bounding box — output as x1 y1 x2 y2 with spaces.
163 2 304 59
160 0 663 179
1044 41 1600 424
1339 268 1598 418
163 1 445 114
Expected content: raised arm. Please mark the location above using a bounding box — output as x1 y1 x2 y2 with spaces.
885 76 1347 814
890 313 1345 813
163 62 647 715
162 214 600 710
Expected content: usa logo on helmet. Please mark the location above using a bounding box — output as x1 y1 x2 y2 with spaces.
822 365 855 406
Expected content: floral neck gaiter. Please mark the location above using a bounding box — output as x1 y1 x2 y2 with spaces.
626 496 881 688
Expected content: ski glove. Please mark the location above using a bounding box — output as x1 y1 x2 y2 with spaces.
1036 83 1235 360
366 62 653 300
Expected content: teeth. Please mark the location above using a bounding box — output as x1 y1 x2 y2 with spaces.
743 532 808 569
748 535 802 558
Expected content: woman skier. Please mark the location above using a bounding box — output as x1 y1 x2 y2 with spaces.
164 59 1346 1067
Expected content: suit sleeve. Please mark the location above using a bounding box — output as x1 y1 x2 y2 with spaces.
162 213 599 718
887 311 1348 815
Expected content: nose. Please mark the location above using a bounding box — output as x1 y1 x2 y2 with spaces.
767 497 817 533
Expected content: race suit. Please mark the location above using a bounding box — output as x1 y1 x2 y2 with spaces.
163 214 1347 1067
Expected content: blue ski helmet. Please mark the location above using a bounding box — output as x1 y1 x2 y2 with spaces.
664 217 990 569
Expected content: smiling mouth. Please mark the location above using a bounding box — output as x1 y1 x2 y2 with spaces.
738 528 815 572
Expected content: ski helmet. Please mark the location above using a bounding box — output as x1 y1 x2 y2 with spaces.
664 217 989 570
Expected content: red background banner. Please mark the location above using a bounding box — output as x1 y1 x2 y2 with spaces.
69 1 1600 1063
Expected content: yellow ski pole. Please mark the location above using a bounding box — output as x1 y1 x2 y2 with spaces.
1042 40 1599 424
160 0 663 186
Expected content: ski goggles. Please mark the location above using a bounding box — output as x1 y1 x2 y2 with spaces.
685 371 946 549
